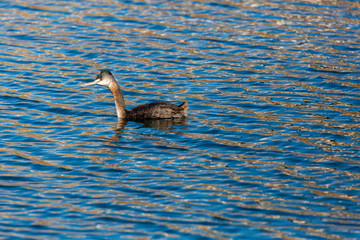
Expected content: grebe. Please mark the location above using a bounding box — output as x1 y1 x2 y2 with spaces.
81 70 188 120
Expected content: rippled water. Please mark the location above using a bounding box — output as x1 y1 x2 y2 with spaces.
0 0 359 239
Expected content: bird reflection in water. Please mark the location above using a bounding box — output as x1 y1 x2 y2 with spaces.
115 117 188 134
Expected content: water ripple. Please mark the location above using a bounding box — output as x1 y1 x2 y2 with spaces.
0 0 359 239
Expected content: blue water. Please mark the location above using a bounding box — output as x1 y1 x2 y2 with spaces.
0 0 359 239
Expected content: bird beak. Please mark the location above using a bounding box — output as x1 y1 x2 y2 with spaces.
80 78 101 87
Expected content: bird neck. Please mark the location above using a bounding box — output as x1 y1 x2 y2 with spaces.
109 81 127 119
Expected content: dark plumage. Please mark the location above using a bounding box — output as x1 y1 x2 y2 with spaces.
127 102 187 120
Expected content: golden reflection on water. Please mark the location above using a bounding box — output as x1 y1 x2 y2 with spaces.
0 0 359 239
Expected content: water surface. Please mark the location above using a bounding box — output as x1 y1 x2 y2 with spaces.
0 0 359 239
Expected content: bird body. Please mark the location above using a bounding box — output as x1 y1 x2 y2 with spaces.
127 102 187 120
81 70 187 121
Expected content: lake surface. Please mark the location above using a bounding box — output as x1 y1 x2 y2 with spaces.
0 0 359 239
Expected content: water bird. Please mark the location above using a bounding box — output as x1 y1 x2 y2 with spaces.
81 70 188 121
